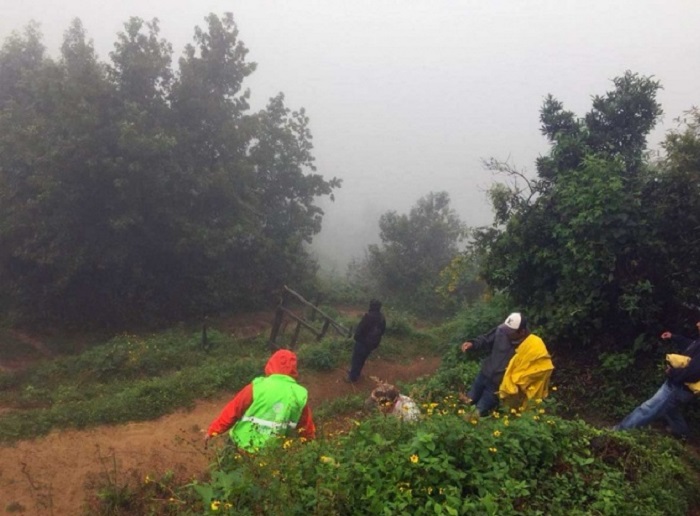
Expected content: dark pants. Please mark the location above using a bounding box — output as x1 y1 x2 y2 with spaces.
349 341 375 381
467 371 499 416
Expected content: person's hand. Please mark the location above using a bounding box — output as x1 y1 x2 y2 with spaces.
660 331 672 340
461 341 473 352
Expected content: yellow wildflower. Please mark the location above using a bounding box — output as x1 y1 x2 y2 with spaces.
538 408 545 414
211 500 221 511
503 419 510 427
488 447 497 453
533 415 541 421
410 454 419 463
470 418 478 425
457 409 465 415
493 430 502 437
551 386 558 391
283 439 292 449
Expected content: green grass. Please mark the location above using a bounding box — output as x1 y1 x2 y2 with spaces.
0 330 43 362
0 315 442 444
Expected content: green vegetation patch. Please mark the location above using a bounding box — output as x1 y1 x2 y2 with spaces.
185 400 699 515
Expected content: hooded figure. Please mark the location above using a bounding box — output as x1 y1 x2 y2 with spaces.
205 349 315 452
347 299 387 382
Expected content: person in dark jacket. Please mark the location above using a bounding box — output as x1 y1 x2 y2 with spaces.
613 322 700 439
346 299 386 383
460 312 529 416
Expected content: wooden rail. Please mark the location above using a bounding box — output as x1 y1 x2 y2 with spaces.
268 286 353 349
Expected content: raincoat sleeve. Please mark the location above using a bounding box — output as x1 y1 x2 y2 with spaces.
470 326 498 352
670 334 694 350
297 405 316 440
207 383 254 436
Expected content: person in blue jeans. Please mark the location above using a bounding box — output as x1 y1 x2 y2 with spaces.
614 322 700 439
460 312 529 416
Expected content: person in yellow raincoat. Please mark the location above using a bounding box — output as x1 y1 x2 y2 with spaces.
498 329 554 411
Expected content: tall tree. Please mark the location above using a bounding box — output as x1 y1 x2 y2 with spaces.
365 191 465 311
478 72 664 345
0 14 340 326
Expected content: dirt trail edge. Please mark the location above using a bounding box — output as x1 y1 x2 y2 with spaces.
0 356 441 515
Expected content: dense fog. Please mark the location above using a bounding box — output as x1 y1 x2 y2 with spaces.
2 0 699 272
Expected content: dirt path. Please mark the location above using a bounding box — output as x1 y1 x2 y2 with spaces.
0 356 441 515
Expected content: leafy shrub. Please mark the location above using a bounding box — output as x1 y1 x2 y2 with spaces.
296 339 346 372
190 397 699 515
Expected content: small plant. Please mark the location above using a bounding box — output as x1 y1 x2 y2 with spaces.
296 339 345 372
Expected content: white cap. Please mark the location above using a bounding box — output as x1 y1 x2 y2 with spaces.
504 312 523 330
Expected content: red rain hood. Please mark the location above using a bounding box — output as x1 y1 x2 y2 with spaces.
264 349 298 378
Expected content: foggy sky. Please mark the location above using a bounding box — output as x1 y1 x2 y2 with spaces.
2 0 700 273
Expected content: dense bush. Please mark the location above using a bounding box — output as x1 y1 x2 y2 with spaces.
0 14 339 327
188 399 699 515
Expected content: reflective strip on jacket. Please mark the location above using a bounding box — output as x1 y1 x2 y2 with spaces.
229 374 308 452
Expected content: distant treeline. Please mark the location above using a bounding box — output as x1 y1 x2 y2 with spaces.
1 10 699 349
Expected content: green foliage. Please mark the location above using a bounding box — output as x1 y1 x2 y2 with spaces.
295 338 345 372
313 273 369 307
189 400 699 515
356 192 466 315
383 309 418 337
644 107 700 329
430 295 512 347
435 248 487 312
476 72 684 347
0 328 267 442
312 394 366 420
84 459 189 515
0 13 339 327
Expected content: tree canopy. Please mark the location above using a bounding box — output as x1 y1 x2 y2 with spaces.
0 14 340 326
357 191 466 312
477 72 700 346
